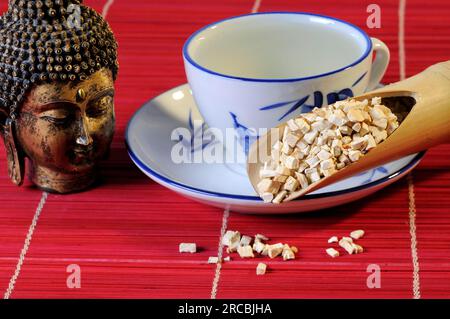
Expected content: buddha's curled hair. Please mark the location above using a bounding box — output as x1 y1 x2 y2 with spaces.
0 0 119 119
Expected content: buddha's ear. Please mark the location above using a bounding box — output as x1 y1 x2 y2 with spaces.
0 101 25 186
1 115 25 186
0 101 8 135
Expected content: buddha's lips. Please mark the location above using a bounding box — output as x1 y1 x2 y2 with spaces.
73 146 94 154
69 146 96 165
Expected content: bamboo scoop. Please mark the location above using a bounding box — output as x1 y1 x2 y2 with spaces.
247 60 450 202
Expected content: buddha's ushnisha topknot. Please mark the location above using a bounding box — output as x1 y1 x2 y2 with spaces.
0 0 119 119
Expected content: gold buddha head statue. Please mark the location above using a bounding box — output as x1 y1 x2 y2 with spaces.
0 0 119 193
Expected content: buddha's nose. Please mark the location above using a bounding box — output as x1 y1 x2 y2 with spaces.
76 117 93 146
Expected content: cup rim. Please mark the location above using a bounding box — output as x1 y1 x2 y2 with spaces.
183 11 373 83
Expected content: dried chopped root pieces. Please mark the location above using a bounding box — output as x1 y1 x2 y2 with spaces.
207 229 302 276
221 229 298 264
258 97 400 203
326 230 366 257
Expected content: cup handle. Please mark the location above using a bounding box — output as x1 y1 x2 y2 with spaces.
366 37 390 91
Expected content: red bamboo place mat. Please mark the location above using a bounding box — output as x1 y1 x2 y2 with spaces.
0 0 449 299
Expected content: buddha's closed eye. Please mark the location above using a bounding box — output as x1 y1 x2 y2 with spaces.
87 95 113 118
39 109 74 125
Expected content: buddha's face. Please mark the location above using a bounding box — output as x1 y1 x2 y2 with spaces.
15 68 115 175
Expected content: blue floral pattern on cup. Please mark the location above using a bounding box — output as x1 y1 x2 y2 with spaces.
258 72 367 121
230 112 259 154
174 109 218 153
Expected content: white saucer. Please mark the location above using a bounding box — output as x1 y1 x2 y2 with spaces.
125 84 424 214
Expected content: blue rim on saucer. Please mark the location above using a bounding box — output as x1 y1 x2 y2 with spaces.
183 12 373 83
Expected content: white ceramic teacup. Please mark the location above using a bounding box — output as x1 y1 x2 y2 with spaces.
183 12 390 158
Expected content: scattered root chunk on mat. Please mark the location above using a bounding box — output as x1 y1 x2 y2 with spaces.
326 248 340 258
240 235 253 246
179 243 196 253
257 97 400 203
328 236 338 244
222 230 240 247
339 237 365 255
350 229 365 240
237 245 255 258
282 244 296 261
339 237 356 255
208 256 219 264
223 230 241 253
256 263 267 275
253 240 266 254
267 243 284 259
353 243 364 254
